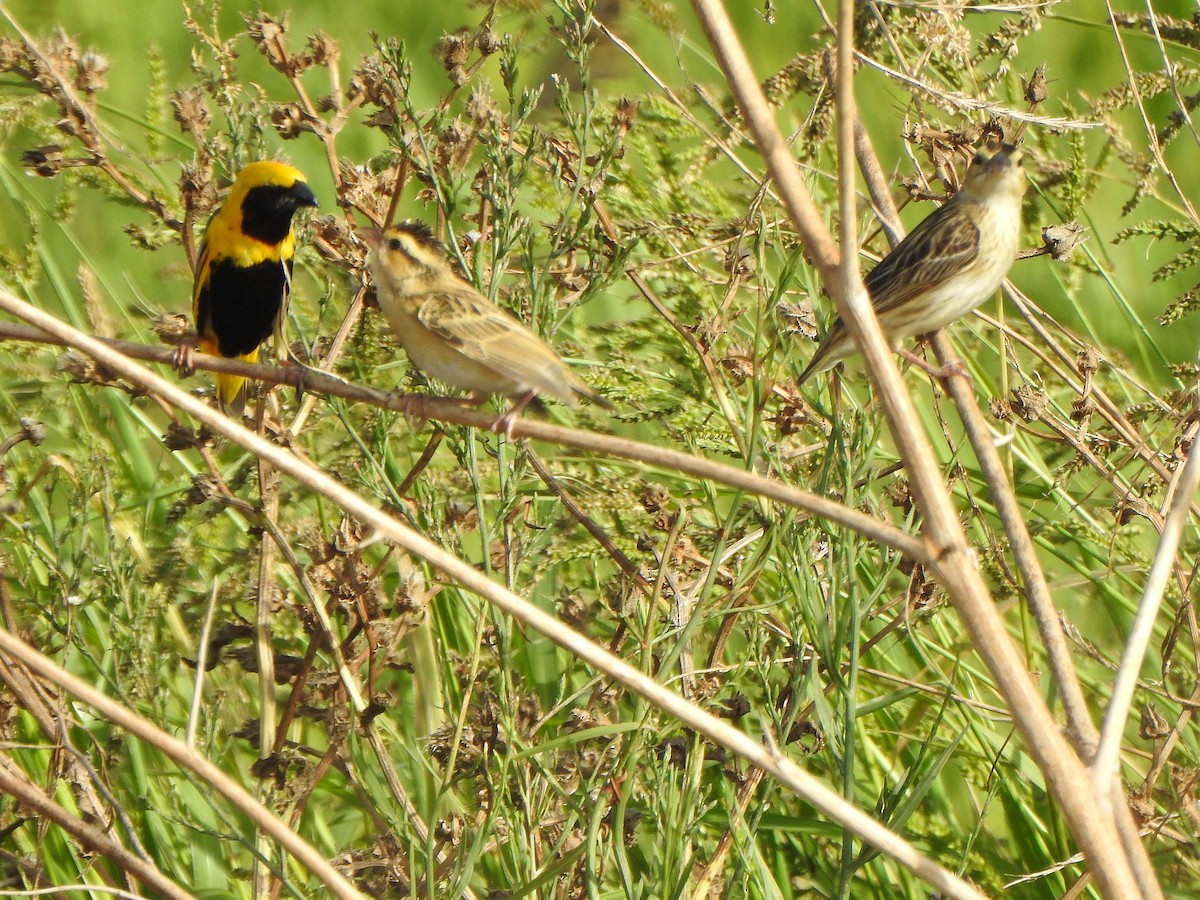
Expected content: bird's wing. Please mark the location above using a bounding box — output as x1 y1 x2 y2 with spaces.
192 237 213 332
864 204 980 314
416 289 576 396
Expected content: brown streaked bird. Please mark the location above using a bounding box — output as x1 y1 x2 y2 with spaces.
190 160 318 415
361 222 610 435
798 146 1026 384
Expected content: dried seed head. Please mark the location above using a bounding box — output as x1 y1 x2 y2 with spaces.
245 12 290 73
465 83 497 125
40 30 80 90
0 37 25 74
719 354 754 385
171 88 212 136
1009 383 1048 422
350 55 394 107
476 28 501 56
150 313 194 347
75 50 109 94
772 391 812 436
1024 63 1048 105
777 298 817 339
724 245 754 276
1042 221 1087 261
162 422 204 452
613 97 638 132
270 102 308 140
1140 704 1171 741
306 32 339 67
438 33 470 71
17 418 46 447
21 144 64 177
639 483 670 514
179 163 217 214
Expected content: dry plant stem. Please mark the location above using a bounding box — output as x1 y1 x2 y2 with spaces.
691 767 765 899
691 0 1142 895
593 18 756 181
289 285 369 436
928 339 1097 749
0 295 988 900
688 10 842 284
254 430 281 899
1095 402 1200 781
0 322 925 562
186 580 222 749
0 756 193 900
0 631 363 900
991 294 1181 487
628 271 749 457
854 51 1099 131
929 336 1161 896
853 118 903 246
1144 3 1200 146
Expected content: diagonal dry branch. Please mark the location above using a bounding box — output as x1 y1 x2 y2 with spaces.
0 633 364 899
0 753 194 899
0 289 990 900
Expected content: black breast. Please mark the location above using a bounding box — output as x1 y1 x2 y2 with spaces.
202 256 291 358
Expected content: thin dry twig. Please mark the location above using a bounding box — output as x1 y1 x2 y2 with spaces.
1095 378 1200 782
855 52 1101 130
0 755 194 899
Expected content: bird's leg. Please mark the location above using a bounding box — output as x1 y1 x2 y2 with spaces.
172 342 197 378
492 390 536 440
278 338 323 404
289 359 311 403
899 344 973 386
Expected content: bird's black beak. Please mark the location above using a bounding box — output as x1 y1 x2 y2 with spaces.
291 181 318 209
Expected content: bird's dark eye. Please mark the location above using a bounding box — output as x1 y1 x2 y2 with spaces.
387 238 404 252
973 151 987 166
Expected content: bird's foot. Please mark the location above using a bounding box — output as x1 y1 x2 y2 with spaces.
172 342 197 378
900 347 972 386
491 391 536 440
280 355 316 403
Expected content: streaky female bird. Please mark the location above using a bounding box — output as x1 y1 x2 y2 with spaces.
191 160 318 415
798 146 1025 383
361 222 610 435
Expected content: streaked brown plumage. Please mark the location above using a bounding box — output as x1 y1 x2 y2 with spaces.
798 146 1026 383
361 223 609 433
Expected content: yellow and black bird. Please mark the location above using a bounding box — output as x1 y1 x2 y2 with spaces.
191 160 318 415
361 222 610 435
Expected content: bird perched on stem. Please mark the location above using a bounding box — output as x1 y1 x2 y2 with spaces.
188 160 318 415
798 145 1025 384
361 222 610 436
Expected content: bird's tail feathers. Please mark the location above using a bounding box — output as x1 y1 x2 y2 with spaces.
216 347 260 419
577 383 615 411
